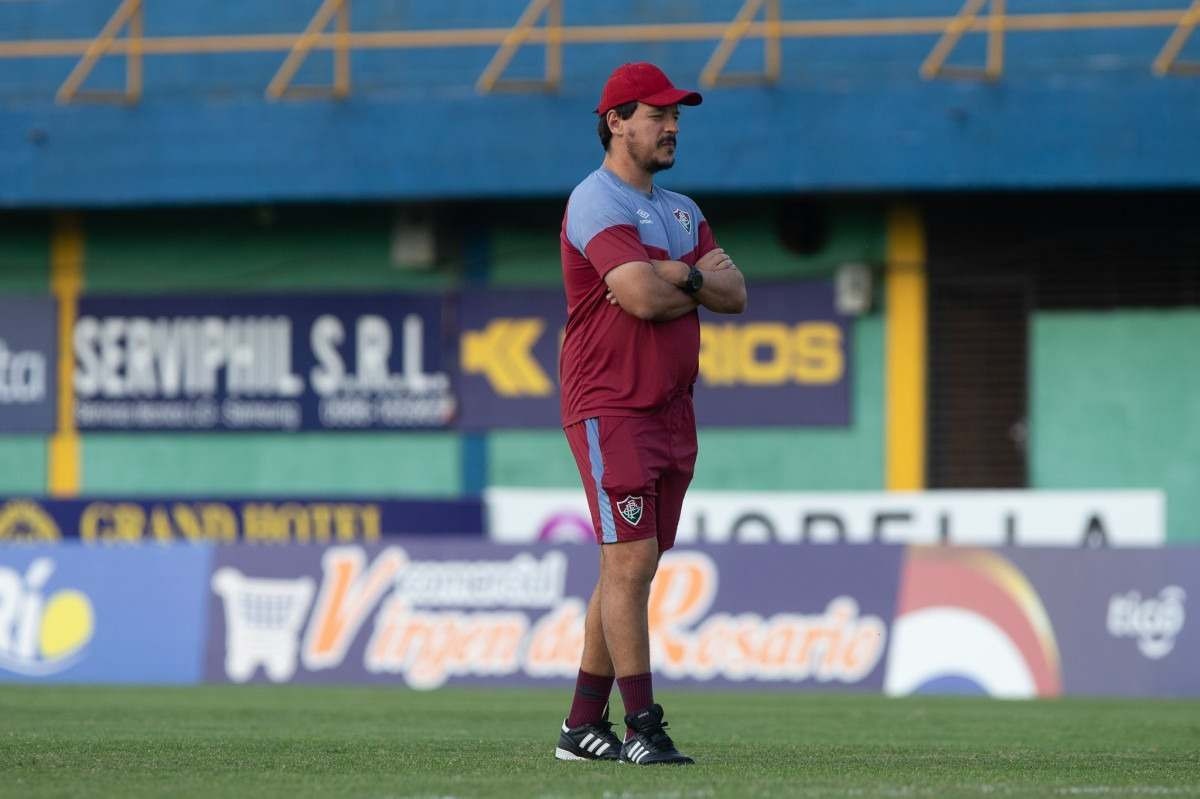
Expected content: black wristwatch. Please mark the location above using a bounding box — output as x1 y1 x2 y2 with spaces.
681 266 704 295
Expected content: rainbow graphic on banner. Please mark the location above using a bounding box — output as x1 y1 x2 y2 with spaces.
885 547 1061 698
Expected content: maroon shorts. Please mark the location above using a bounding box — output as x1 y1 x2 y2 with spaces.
564 393 697 551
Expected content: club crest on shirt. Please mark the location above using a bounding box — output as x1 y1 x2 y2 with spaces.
616 495 643 526
672 208 692 234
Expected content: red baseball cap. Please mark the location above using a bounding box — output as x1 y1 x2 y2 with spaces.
594 62 703 115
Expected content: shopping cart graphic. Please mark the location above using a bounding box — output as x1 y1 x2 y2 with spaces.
211 568 316 682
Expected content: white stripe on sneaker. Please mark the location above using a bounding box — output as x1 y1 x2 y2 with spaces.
587 739 603 753
596 742 610 755
580 733 594 749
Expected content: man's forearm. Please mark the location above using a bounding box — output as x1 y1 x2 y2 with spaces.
694 265 746 314
644 261 699 321
655 258 747 315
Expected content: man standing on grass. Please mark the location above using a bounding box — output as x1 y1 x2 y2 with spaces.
553 62 747 765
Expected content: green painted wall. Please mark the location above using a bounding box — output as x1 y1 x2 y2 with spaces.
82 434 460 497
0 215 50 493
83 208 450 293
488 429 580 488
694 313 883 491
0 437 47 494
488 202 887 490
712 208 885 281
488 228 560 287
78 208 461 497
1031 310 1200 542
0 214 49 293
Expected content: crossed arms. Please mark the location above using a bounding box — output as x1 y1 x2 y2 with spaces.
603 247 747 321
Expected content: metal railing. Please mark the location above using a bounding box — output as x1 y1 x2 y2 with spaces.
0 0 1196 105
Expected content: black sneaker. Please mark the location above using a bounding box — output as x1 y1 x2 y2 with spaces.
620 704 694 765
555 705 622 761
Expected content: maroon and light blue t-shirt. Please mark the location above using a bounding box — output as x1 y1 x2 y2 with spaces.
559 167 718 426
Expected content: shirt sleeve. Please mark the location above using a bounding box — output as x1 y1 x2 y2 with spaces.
697 217 718 258
565 187 650 278
584 225 650 277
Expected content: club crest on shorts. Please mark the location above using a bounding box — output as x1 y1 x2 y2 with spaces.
616 495 644 526
672 208 692 234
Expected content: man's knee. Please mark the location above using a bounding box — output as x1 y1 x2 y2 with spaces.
600 537 659 587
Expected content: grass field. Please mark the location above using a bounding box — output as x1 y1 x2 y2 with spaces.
1 686 1198 798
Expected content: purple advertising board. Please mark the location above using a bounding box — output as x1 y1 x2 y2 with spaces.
0 496 484 545
0 296 56 433
456 281 852 429
0 540 1190 696
73 294 453 431
456 289 565 429
885 546 1200 699
1010 548 1200 698
203 542 902 690
693 279 851 426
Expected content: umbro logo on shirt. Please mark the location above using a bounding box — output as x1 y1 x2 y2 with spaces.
636 209 653 225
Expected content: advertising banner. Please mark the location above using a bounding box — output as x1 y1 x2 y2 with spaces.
457 282 851 429
203 542 902 690
485 488 1166 547
0 296 56 433
694 279 850 426
0 539 1189 696
457 289 565 429
0 544 210 683
884 546 1199 699
72 294 454 431
0 497 485 545
1010 548 1199 698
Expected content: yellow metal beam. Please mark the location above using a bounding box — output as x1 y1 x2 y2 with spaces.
885 206 927 492
989 0 1006 78
920 0 1007 80
55 0 143 104
127 0 143 100
267 0 351 100
765 0 781 82
48 214 84 497
701 0 782 88
335 0 351 97
1153 0 1200 75
4 10 1194 59
476 0 560 94
546 0 562 89
0 5 1194 103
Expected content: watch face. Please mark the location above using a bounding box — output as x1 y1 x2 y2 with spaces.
689 269 704 292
